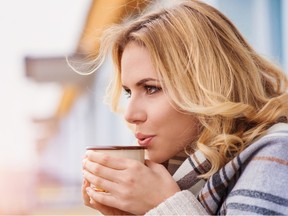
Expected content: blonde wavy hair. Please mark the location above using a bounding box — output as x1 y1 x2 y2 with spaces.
92 0 288 177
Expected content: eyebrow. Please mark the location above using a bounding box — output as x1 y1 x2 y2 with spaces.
122 78 160 89
136 78 159 86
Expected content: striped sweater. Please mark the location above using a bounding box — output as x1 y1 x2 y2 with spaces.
146 123 288 215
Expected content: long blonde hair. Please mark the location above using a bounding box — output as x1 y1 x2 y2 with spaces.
94 0 288 177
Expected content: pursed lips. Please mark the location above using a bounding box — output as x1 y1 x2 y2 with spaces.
135 133 155 146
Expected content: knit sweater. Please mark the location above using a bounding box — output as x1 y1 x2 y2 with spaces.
146 123 288 215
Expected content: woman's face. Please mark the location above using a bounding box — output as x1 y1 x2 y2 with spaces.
121 42 199 163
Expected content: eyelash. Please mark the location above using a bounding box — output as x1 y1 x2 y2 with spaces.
144 85 162 95
124 88 131 98
123 85 162 98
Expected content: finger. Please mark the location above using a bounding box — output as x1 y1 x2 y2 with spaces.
145 160 166 171
82 158 87 169
89 200 110 213
86 187 123 211
145 160 173 178
83 159 120 181
83 186 117 214
83 170 118 193
86 151 129 170
89 200 130 215
82 179 92 206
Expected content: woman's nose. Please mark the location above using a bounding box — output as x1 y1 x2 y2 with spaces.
124 98 147 124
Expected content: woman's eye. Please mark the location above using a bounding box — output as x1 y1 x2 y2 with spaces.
145 85 162 95
123 88 131 98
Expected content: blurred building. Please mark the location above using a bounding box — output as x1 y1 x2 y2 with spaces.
24 0 149 214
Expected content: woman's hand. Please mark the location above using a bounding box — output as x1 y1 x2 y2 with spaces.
82 178 131 215
82 150 180 215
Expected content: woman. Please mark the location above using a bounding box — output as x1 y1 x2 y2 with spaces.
81 0 288 215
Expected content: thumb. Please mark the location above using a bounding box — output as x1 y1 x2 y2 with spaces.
145 160 167 172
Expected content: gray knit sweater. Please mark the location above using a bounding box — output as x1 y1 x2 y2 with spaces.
146 123 288 215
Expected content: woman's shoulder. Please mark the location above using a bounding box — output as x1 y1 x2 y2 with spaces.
220 123 288 215
263 122 288 139
240 122 288 178
244 122 288 160
195 123 288 215
240 122 288 174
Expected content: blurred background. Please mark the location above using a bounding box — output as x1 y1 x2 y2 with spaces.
0 0 287 215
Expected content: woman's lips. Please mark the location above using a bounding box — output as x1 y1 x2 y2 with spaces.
135 133 155 146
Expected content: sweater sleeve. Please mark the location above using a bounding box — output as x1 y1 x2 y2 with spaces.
145 190 208 215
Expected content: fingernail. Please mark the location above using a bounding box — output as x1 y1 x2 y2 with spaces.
85 150 90 157
86 187 92 195
82 159 87 168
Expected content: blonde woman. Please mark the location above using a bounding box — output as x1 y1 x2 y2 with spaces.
81 0 288 215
